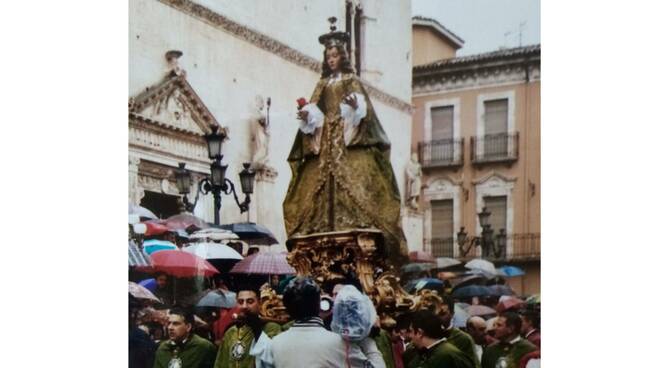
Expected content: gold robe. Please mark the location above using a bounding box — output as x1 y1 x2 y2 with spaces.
283 73 407 262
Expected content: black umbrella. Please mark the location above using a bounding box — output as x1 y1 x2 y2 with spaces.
213 222 278 245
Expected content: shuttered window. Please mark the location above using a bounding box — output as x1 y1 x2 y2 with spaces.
484 99 508 135
430 199 454 257
484 196 507 233
431 106 454 141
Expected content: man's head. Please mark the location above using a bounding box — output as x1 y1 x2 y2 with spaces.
410 310 447 348
155 272 168 289
283 276 321 321
167 307 194 342
236 286 261 320
493 312 523 342
394 313 414 343
438 295 455 327
466 316 487 345
520 310 540 335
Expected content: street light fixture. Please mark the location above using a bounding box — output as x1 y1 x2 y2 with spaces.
174 125 256 225
456 206 506 259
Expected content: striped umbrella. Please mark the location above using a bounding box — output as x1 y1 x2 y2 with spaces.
129 240 151 267
230 252 295 275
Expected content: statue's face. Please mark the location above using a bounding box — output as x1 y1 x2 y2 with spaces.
325 47 341 72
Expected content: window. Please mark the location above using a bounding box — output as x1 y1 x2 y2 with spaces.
483 99 509 158
429 106 455 163
484 195 507 233
430 199 454 257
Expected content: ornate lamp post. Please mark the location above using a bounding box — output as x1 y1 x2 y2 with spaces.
457 206 507 258
174 125 256 225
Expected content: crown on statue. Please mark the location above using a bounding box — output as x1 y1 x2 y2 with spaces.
318 16 350 49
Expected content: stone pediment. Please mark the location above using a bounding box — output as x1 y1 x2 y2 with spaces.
129 72 221 136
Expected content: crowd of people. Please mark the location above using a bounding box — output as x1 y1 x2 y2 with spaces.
129 271 540 368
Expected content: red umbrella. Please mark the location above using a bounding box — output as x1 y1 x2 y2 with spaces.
230 252 296 275
163 213 210 231
150 250 219 277
141 221 170 236
496 296 526 313
408 251 435 264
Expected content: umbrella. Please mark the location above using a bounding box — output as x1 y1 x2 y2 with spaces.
215 222 278 245
437 271 458 280
496 296 525 313
405 278 444 294
140 221 170 236
183 242 243 261
453 274 488 289
525 294 541 305
452 304 470 328
230 252 295 275
129 203 158 220
436 257 462 269
488 284 515 296
401 262 436 274
129 240 151 267
497 265 525 277
451 285 493 298
465 259 497 276
143 239 178 255
466 305 497 317
408 251 435 264
196 290 237 309
189 228 239 242
138 278 157 292
129 281 161 303
150 250 219 277
163 213 210 231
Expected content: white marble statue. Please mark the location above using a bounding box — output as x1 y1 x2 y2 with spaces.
405 153 422 210
250 95 270 170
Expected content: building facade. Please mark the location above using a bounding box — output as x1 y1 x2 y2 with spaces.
129 0 417 252
411 19 540 295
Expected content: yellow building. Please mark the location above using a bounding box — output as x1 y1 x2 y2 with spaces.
412 17 540 295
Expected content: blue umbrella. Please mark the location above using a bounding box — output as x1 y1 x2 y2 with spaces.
401 262 436 274
138 278 157 292
143 239 178 255
452 285 493 298
404 278 444 294
498 266 525 277
488 284 515 296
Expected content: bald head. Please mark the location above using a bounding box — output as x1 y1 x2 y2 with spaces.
466 316 487 345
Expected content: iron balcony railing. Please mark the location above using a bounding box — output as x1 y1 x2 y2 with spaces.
418 138 464 168
471 132 519 164
429 233 540 261
429 237 455 258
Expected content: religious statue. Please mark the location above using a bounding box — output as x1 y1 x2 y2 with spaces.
283 18 408 263
249 95 270 170
405 153 422 210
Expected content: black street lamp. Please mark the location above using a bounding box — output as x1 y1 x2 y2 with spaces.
174 125 256 225
456 206 506 259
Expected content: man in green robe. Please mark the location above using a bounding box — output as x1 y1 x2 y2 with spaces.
439 295 481 368
214 287 281 368
481 312 538 368
406 310 475 368
153 307 217 368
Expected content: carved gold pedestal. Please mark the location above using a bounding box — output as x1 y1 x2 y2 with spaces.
286 229 413 329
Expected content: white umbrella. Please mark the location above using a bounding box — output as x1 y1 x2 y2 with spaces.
129 203 158 220
189 228 240 242
436 257 461 269
465 259 497 276
183 242 243 260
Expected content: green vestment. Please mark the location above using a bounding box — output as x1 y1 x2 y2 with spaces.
153 334 217 368
449 327 481 368
481 337 538 368
213 322 281 368
406 340 475 368
373 329 396 368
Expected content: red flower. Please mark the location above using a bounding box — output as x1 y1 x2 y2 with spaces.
296 97 307 109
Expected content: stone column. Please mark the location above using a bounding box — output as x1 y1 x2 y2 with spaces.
129 156 145 205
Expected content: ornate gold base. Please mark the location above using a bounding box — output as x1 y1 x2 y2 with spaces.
286 229 413 329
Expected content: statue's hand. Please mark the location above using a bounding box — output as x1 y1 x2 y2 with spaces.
297 110 309 121
343 94 358 109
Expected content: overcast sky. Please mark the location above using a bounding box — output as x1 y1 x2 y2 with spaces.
412 0 540 56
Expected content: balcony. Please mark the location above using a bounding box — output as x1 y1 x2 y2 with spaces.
429 237 455 257
418 138 464 169
457 233 540 262
471 132 519 165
